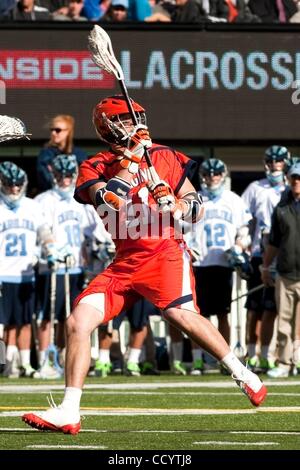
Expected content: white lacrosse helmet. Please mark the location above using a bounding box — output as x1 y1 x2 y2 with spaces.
51 154 78 200
0 161 28 209
264 145 289 186
200 158 227 199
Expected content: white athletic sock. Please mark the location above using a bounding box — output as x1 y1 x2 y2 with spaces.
39 350 46 366
192 348 203 361
247 343 256 359
19 349 30 367
221 351 245 377
127 348 141 364
172 342 183 362
98 349 110 363
62 387 82 411
6 345 18 362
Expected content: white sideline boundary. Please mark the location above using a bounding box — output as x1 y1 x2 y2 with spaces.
1 406 300 417
0 380 300 393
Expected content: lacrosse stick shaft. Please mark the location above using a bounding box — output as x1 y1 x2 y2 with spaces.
50 270 57 344
64 256 71 318
231 283 264 303
118 80 160 183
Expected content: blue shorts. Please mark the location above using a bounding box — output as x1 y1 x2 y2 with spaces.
193 266 233 317
35 272 84 322
0 282 35 326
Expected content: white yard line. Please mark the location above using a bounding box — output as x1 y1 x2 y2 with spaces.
2 427 300 436
27 445 107 449
231 431 300 435
193 441 279 446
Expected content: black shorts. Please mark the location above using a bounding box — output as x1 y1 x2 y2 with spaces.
245 257 264 312
35 272 84 322
0 282 35 326
193 266 233 317
244 257 276 314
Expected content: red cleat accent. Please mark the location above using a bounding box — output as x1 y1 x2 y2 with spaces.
22 413 81 435
241 383 267 407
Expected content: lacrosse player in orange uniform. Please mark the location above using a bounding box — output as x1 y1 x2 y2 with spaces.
23 96 267 434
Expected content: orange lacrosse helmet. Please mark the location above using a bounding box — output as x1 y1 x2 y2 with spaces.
92 95 146 144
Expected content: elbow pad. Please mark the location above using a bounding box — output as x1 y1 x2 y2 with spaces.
181 191 203 223
95 176 131 212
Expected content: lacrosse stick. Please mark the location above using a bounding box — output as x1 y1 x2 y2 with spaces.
231 283 264 303
88 26 160 185
40 270 64 378
0 115 31 143
232 274 246 360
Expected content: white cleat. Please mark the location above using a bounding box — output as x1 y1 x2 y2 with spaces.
22 403 80 434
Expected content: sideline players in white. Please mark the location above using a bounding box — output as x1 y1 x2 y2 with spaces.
0 162 53 377
242 145 289 372
185 158 251 374
34 154 92 375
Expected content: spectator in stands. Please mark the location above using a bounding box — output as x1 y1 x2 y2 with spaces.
146 0 207 22
249 0 297 23
127 0 151 20
0 0 16 19
102 0 128 21
262 162 300 377
36 0 68 12
9 0 52 19
53 0 87 19
82 0 111 20
289 0 300 21
37 114 87 192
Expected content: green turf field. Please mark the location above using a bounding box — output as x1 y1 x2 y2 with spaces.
0 374 300 450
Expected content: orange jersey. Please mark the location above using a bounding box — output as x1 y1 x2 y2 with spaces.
75 144 195 257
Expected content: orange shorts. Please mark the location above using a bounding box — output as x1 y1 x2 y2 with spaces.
75 239 199 323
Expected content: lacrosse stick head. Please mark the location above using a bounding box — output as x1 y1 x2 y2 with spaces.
88 25 124 81
0 161 28 208
0 115 31 143
93 95 146 143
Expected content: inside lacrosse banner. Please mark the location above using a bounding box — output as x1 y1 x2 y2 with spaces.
0 27 300 141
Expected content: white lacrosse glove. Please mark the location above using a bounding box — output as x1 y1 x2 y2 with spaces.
119 125 152 174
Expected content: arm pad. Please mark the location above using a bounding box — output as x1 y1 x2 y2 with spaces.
95 176 131 212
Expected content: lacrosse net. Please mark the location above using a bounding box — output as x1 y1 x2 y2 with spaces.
0 115 31 143
88 25 124 80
